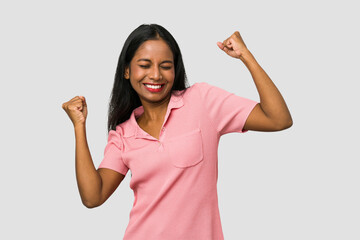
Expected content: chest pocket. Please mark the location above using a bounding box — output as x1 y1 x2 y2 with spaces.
166 128 204 168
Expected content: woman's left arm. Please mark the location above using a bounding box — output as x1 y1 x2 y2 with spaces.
217 31 293 131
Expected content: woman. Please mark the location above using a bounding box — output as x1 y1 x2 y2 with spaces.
62 23 292 240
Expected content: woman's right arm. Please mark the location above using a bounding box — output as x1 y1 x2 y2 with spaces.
74 124 125 208
63 96 125 208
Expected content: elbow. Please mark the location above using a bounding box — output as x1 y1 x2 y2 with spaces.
286 114 294 129
275 117 293 131
82 198 100 209
83 201 99 209
282 118 293 130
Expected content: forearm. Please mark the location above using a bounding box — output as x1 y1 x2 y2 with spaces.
241 50 292 126
74 124 102 208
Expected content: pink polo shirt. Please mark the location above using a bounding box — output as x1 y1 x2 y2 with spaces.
98 82 258 239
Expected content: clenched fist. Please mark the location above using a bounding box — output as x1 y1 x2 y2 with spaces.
62 96 88 127
217 31 249 60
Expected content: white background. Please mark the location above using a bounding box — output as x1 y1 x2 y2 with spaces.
1 0 359 239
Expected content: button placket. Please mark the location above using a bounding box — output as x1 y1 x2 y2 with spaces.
158 140 164 151
157 126 166 151
159 126 166 141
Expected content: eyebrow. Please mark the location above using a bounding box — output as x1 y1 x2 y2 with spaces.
137 58 173 64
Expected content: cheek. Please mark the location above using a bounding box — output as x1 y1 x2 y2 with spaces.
166 69 175 80
131 69 146 79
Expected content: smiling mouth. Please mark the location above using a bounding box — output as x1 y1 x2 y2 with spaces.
143 83 165 89
143 83 165 93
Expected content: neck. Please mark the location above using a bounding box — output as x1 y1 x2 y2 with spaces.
138 94 171 122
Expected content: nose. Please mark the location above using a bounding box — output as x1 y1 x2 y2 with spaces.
149 66 162 81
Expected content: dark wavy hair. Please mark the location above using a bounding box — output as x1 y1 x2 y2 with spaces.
107 24 190 132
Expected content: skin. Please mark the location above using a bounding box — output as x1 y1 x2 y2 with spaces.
217 31 293 131
124 39 176 140
62 31 292 208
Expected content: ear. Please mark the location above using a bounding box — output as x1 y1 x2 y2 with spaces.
124 66 130 79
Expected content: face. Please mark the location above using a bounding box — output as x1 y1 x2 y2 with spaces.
124 39 175 105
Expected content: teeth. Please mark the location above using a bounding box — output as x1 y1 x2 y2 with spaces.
145 84 163 89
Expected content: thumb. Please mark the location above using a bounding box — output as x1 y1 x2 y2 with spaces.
217 42 230 54
80 96 87 108
217 42 224 49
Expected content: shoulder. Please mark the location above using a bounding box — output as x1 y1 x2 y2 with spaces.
188 82 229 99
191 81 211 90
109 125 124 139
185 82 213 97
182 82 228 103
108 125 126 144
104 126 125 152
191 81 222 92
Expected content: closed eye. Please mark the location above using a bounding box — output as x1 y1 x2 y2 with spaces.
139 65 172 70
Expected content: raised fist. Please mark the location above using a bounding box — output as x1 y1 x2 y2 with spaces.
62 96 88 127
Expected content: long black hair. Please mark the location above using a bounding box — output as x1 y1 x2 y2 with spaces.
107 24 190 132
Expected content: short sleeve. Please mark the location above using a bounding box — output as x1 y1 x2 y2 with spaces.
197 82 258 135
98 129 129 176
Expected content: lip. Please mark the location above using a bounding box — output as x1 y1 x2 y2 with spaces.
143 83 165 93
143 83 165 85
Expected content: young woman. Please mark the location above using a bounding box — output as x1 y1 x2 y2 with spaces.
62 23 292 240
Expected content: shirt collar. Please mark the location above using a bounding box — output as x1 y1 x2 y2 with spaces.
123 90 185 138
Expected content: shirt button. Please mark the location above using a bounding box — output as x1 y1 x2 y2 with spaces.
162 127 165 131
